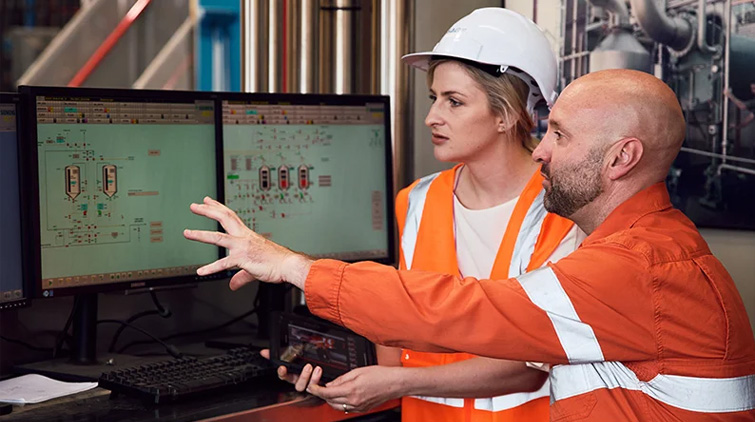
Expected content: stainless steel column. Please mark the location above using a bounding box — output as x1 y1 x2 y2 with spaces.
301 0 318 93
380 0 413 195
241 0 268 92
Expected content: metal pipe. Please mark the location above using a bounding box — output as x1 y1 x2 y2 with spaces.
588 0 630 26
629 0 694 51
668 0 720 10
268 0 282 92
285 0 297 93
318 3 333 93
369 0 381 93
242 0 258 92
697 0 718 54
680 147 755 165
571 0 577 78
380 0 413 195
719 163 755 176
333 0 353 94
721 0 732 164
299 0 316 93
242 0 269 92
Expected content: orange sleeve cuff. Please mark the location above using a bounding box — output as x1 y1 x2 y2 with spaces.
304 259 348 326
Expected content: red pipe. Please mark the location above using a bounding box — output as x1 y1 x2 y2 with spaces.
68 0 152 87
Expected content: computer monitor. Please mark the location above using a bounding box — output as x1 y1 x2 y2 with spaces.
219 93 395 338
0 93 28 311
17 86 225 377
219 93 395 264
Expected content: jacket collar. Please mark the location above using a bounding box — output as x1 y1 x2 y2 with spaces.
583 182 672 245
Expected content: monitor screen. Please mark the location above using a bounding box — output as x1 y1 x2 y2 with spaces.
0 94 27 310
20 87 225 298
220 94 394 263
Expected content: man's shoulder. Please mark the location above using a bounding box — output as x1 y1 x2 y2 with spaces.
588 220 711 266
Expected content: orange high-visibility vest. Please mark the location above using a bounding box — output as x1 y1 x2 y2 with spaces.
394 165 574 422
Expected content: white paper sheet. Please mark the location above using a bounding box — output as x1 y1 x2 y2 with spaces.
0 374 97 404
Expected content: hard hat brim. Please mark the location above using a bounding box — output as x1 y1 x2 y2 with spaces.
401 51 512 73
401 52 434 71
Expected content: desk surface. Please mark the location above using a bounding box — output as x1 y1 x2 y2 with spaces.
3 378 399 422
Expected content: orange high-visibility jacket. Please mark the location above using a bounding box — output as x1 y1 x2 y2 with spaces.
306 183 755 421
395 165 574 422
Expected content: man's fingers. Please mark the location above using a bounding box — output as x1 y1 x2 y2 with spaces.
260 349 270 359
229 270 256 291
191 200 247 234
195 256 235 276
183 229 233 249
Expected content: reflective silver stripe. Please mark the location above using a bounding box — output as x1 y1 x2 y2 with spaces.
517 267 604 363
401 172 440 270
409 396 464 408
508 189 548 278
551 362 755 412
474 379 550 411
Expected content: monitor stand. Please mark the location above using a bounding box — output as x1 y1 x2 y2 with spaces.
14 294 161 382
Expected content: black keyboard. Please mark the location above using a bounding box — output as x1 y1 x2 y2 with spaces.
98 347 276 404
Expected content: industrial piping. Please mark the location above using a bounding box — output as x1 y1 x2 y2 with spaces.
629 0 695 51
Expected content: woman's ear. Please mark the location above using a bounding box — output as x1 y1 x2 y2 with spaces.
497 111 516 133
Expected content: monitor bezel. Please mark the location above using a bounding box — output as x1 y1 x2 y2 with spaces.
0 92 30 310
18 86 227 299
216 91 396 266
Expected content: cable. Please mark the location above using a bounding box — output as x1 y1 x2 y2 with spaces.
0 335 51 353
117 284 262 355
107 291 172 353
98 319 182 359
52 297 79 360
150 291 171 317
116 306 258 354
106 310 161 353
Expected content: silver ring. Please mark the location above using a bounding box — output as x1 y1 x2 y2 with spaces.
343 403 348 413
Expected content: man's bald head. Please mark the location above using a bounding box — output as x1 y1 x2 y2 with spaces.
559 69 686 180
533 69 687 230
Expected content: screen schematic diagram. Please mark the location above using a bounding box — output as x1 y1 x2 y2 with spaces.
35 96 218 290
222 100 389 260
225 126 331 231
41 129 158 250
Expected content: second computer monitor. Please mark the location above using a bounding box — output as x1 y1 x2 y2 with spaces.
0 93 27 310
20 86 226 298
220 94 394 263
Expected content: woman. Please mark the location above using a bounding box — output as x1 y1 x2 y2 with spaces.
270 8 584 422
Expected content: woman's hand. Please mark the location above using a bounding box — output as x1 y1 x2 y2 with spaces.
260 349 322 392
307 365 405 413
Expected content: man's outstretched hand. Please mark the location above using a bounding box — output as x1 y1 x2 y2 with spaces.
183 196 313 291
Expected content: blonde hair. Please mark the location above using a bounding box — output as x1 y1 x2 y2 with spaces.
427 59 538 152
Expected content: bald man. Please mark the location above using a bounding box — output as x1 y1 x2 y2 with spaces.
185 70 755 421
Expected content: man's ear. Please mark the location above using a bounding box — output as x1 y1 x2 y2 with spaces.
607 138 643 180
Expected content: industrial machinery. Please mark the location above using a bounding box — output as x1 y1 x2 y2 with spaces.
562 0 755 229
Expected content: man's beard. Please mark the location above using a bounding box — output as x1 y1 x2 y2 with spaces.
542 147 605 218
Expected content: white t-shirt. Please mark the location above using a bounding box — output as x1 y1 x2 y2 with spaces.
453 194 586 372
453 194 585 279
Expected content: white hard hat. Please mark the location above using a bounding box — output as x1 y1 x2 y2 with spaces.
402 8 558 111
